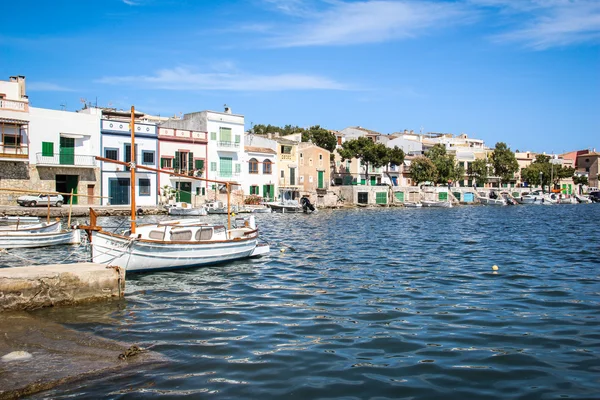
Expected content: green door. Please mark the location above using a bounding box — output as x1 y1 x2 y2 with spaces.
59 137 75 165
109 178 130 205
263 184 274 201
289 167 296 185
220 157 232 177
318 171 324 189
376 192 387 204
370 176 376 186
176 182 192 203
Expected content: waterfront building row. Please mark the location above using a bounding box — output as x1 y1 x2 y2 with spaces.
0 76 331 206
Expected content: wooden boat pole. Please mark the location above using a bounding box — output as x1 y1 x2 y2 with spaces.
68 188 74 227
47 195 50 223
227 183 231 231
130 105 136 234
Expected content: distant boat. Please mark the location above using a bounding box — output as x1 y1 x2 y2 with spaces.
265 188 305 213
403 202 422 208
477 191 507 206
421 200 453 208
167 202 207 216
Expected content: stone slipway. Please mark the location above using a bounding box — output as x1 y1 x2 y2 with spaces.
0 263 125 311
0 312 166 399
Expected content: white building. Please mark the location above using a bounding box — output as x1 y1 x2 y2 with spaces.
160 106 245 196
243 134 277 201
157 126 208 206
99 109 158 206
29 107 101 204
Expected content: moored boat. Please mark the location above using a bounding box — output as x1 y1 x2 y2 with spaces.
0 225 81 249
167 202 208 216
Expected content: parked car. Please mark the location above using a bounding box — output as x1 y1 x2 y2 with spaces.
17 194 64 207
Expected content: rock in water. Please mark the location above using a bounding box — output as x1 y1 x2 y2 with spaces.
2 351 32 362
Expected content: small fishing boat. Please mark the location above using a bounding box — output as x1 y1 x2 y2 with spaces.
265 188 304 213
403 202 422 208
477 191 507 206
0 222 81 249
421 200 453 208
167 202 207 216
0 220 62 233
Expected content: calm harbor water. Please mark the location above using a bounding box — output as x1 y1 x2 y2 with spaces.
4 205 600 399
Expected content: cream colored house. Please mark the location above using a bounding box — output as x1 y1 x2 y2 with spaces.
298 142 330 192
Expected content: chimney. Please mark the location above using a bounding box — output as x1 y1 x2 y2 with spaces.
9 76 27 100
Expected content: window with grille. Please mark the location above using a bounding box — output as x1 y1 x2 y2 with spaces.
249 158 259 174
105 148 118 160
139 178 151 196
142 151 155 165
42 142 54 156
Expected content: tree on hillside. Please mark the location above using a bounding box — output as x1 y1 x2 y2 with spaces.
410 156 438 186
249 123 304 136
425 144 463 184
490 142 519 184
302 125 337 153
469 158 489 187
337 137 376 184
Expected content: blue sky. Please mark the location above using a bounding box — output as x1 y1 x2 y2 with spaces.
1 0 598 153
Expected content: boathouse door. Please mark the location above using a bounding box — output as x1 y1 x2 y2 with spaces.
176 182 192 203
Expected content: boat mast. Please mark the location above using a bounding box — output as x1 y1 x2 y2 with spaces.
130 106 136 234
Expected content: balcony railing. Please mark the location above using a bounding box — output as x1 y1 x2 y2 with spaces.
217 141 240 149
36 153 97 167
0 99 29 112
217 171 240 178
0 144 29 159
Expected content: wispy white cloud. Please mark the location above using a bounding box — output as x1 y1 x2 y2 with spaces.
122 0 139 5
257 0 600 49
95 66 349 91
471 0 600 49
263 0 473 47
27 82 76 92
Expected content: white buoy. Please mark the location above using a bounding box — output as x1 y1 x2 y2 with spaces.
492 265 499 271
2 351 32 362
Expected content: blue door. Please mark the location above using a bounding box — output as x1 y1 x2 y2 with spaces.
109 178 130 205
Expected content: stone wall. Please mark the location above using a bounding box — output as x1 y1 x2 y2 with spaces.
0 165 100 206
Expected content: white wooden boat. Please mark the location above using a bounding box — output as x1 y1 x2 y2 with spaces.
516 191 557 205
477 190 507 206
421 200 453 208
403 202 422 208
0 216 40 225
0 226 81 249
0 220 62 233
167 202 207 216
89 215 263 273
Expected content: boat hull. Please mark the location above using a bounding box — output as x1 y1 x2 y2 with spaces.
421 200 453 208
0 221 62 233
0 229 81 249
168 208 208 216
91 231 260 272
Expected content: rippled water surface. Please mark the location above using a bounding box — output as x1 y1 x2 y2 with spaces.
6 205 600 399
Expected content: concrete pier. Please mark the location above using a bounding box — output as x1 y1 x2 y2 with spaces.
0 263 125 311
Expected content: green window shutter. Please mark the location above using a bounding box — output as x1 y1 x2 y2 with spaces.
395 192 404 202
439 192 448 200
235 135 240 143
219 127 232 142
174 151 180 170
42 142 54 157
235 164 241 173
220 157 232 177
210 162 217 172
188 152 194 170
160 158 166 168
210 132 217 140
195 159 204 170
